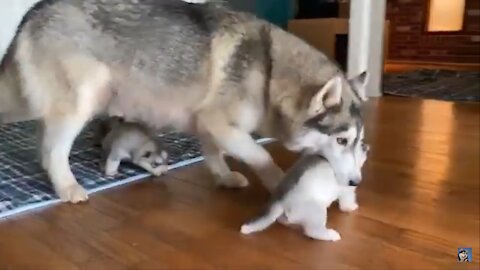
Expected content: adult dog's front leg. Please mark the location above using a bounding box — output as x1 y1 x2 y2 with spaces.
199 134 249 188
197 112 283 192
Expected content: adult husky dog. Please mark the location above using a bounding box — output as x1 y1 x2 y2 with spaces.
0 0 368 203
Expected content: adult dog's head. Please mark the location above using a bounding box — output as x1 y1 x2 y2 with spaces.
263 26 370 183
268 68 368 151
281 71 369 186
281 71 368 153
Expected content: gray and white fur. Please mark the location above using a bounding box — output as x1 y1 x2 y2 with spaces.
0 0 369 203
98 117 168 177
241 127 370 241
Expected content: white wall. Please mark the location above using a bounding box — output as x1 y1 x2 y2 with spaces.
348 0 386 97
0 0 41 58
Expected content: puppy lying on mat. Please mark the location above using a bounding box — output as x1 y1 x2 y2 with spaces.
97 117 169 177
241 132 369 241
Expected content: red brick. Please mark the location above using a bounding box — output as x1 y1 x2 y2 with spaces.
387 0 480 63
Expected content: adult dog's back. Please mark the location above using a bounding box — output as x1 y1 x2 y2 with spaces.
0 0 368 203
1 0 227 125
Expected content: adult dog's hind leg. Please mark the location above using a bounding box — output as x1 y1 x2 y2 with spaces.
15 31 112 202
40 58 111 203
42 116 90 203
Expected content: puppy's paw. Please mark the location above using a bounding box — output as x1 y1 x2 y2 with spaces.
323 229 341 241
305 228 341 242
152 165 168 176
277 215 290 226
105 168 118 176
57 183 89 203
216 172 249 188
340 202 359 212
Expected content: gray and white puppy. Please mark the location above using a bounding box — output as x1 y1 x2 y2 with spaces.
99 117 169 177
241 127 369 241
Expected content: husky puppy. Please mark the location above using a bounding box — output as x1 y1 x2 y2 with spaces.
241 127 370 241
0 0 368 203
98 117 169 177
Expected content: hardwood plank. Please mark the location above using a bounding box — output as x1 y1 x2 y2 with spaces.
0 97 479 269
0 221 79 270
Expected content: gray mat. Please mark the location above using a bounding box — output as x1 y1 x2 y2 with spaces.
383 69 480 102
0 120 272 219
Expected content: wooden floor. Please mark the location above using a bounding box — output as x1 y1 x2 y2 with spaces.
0 97 479 270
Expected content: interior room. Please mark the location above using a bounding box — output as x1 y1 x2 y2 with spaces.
0 0 478 269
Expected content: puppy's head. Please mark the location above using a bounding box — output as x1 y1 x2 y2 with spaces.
320 125 370 186
139 143 169 168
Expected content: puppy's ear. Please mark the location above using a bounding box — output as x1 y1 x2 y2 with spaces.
308 75 342 116
348 71 369 102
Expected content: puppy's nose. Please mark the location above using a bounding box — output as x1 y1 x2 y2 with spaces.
153 161 163 167
348 180 359 187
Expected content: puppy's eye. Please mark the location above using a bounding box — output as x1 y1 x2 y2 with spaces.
144 151 153 158
336 137 348 146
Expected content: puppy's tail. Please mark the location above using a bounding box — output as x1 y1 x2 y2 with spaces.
240 202 284 235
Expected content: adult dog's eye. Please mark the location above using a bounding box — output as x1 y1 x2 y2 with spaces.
337 137 348 146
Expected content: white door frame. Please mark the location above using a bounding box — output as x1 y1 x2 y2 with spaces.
348 0 387 97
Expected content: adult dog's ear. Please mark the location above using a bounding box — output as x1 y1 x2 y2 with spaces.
308 75 342 116
348 70 369 102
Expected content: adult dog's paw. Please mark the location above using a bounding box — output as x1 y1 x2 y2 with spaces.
57 183 89 203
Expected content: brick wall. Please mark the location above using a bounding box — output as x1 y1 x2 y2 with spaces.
387 0 480 63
